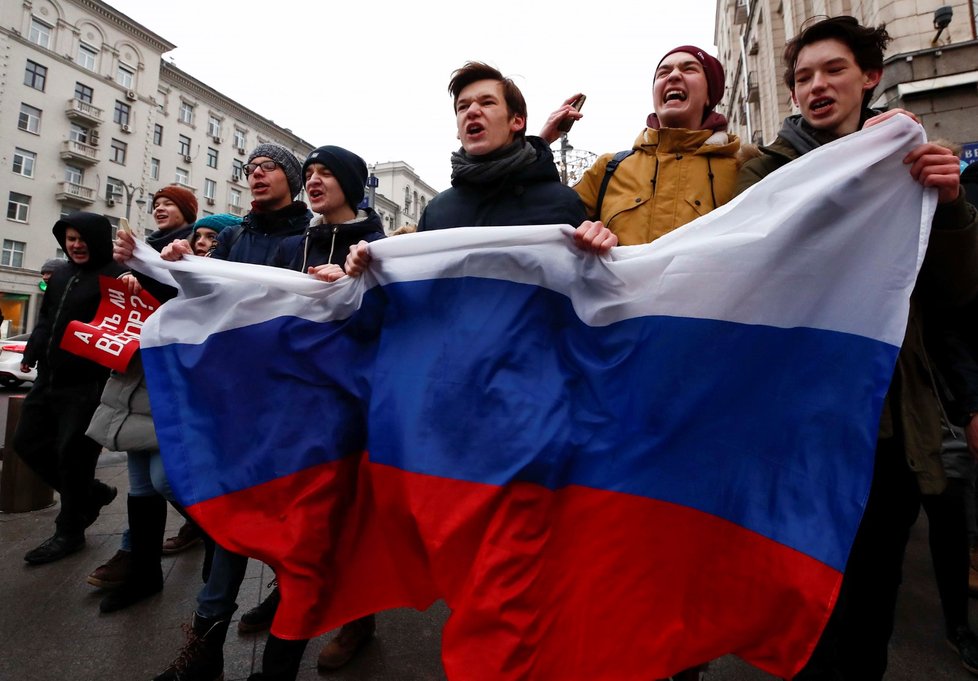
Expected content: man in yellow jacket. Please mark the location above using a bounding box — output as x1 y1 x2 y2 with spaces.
542 45 740 246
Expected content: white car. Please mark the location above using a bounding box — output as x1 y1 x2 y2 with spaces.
0 334 36 388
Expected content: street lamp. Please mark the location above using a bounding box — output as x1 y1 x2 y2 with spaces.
366 171 379 208
559 133 573 185
114 182 145 220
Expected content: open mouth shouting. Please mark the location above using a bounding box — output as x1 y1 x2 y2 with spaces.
664 89 688 103
809 97 835 113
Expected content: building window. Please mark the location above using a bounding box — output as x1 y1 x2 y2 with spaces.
207 116 221 139
178 102 194 125
232 159 244 181
12 149 36 178
28 18 51 49
74 82 94 103
7 193 30 223
24 60 47 91
229 188 241 207
204 178 216 200
178 135 191 156
153 124 163 146
64 165 84 186
150 157 160 180
233 129 246 150
1 240 26 268
175 167 190 185
69 123 89 144
207 147 218 168
106 177 124 202
77 43 98 71
117 64 135 89
18 104 41 134
110 139 127 165
114 101 131 126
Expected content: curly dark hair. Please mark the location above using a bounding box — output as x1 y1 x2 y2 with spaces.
783 16 891 106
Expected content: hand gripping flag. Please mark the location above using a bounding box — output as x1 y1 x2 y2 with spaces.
132 116 935 679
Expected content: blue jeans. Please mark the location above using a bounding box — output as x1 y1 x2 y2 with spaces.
120 449 174 552
196 545 249 619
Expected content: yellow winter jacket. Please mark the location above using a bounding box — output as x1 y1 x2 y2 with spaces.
574 128 741 246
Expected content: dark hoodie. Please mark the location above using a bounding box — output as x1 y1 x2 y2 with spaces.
23 212 126 387
419 136 587 230
273 207 386 272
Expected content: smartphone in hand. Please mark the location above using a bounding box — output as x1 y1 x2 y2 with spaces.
557 94 586 133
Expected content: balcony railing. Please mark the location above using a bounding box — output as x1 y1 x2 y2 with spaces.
734 0 748 24
55 181 96 204
747 72 760 103
65 98 103 124
60 139 99 165
227 203 244 216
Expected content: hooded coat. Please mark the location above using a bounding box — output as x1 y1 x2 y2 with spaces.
273 207 386 271
23 212 126 388
575 127 741 246
418 136 586 230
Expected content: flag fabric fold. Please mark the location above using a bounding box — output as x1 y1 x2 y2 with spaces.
132 116 934 679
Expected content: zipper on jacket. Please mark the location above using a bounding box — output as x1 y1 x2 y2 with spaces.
45 271 82 385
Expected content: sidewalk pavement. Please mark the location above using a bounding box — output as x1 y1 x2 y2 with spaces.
1 451 976 681
0 452 447 681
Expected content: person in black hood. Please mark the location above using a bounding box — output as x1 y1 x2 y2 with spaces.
15 211 126 565
273 145 385 276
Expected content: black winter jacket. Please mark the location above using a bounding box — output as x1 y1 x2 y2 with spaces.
419 137 587 230
273 207 386 271
211 201 312 265
23 212 126 387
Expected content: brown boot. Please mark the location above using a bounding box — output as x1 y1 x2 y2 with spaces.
317 614 376 670
162 519 204 554
87 549 132 589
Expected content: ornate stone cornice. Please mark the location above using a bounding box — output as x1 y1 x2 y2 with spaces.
68 0 175 53
160 62 313 150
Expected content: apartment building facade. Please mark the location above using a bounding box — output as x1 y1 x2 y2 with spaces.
1 0 313 335
369 161 438 233
714 0 978 156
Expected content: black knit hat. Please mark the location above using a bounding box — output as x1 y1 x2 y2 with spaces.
248 143 304 199
302 146 368 210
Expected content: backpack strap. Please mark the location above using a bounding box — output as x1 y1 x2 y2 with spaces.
591 150 634 222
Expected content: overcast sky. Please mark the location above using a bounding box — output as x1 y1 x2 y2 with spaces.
108 0 720 192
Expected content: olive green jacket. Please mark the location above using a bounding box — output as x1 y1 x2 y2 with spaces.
738 135 978 494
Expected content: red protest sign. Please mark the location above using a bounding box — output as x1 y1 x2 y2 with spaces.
60 275 161 372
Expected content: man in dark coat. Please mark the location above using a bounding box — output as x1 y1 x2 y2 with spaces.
15 211 126 565
343 61 615 277
273 145 385 277
737 17 978 680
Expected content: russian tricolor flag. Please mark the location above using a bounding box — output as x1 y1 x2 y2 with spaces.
134 116 934 679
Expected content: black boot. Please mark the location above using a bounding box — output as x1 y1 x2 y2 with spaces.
248 634 308 681
238 582 280 633
153 612 231 681
100 494 166 613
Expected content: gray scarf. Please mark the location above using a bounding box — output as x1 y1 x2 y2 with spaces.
778 109 882 156
450 140 538 184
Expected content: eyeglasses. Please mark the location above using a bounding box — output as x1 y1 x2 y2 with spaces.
243 160 280 176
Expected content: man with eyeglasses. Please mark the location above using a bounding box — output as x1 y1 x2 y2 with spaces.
115 142 312 681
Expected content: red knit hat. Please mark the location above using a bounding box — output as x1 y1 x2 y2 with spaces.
152 185 198 225
657 45 726 112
